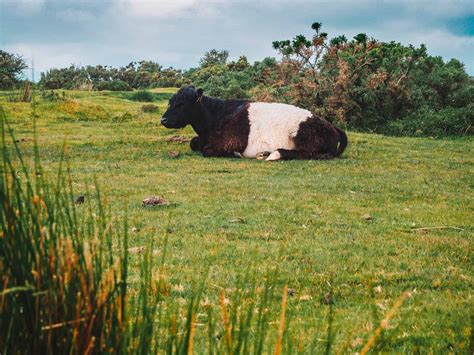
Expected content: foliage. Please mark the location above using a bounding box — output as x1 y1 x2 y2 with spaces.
385 104 474 137
188 54 278 99
199 49 230 68
95 80 132 91
39 62 183 90
127 90 155 102
0 50 28 89
266 22 473 136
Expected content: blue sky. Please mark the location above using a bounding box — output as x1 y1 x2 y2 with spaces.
1 0 473 79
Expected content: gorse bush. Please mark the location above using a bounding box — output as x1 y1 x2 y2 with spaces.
267 22 473 136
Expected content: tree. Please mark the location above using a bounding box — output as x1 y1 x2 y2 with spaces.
0 50 28 89
199 49 229 68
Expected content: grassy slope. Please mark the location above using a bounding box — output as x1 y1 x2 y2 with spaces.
1 89 473 352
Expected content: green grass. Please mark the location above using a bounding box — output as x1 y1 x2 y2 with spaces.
1 89 473 353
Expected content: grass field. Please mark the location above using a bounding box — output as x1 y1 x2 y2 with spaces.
1 89 473 352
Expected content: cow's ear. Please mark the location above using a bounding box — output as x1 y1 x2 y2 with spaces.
197 88 204 97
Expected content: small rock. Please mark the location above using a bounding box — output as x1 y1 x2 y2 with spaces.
168 151 180 158
75 195 85 204
287 288 296 297
142 196 169 207
35 171 42 177
131 227 140 233
361 213 373 221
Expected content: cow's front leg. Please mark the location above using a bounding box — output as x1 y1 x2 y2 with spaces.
190 136 209 152
190 136 200 151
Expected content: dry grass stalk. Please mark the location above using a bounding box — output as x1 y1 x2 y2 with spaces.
220 290 232 352
187 313 196 355
275 284 288 355
360 290 411 354
410 226 464 232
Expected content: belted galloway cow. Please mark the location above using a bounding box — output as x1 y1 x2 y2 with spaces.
161 85 347 161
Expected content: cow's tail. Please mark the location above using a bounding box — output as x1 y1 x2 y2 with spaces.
335 127 348 157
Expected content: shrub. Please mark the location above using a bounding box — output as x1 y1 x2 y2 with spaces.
128 90 155 102
95 80 132 91
268 22 473 136
385 105 474 137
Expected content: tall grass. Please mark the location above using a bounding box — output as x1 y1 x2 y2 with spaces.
0 106 155 353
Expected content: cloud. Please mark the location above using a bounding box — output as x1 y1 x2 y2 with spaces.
1 0 473 76
115 0 204 18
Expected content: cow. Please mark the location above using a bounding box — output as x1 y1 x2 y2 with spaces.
161 85 347 161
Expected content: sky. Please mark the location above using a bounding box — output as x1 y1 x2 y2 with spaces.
1 0 474 80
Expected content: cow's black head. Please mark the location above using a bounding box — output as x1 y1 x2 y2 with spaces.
161 85 203 128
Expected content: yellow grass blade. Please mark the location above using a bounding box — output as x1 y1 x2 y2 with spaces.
360 290 411 354
275 284 288 355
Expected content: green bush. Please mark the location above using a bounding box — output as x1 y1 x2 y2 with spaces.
95 80 132 91
385 105 473 137
128 90 155 102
